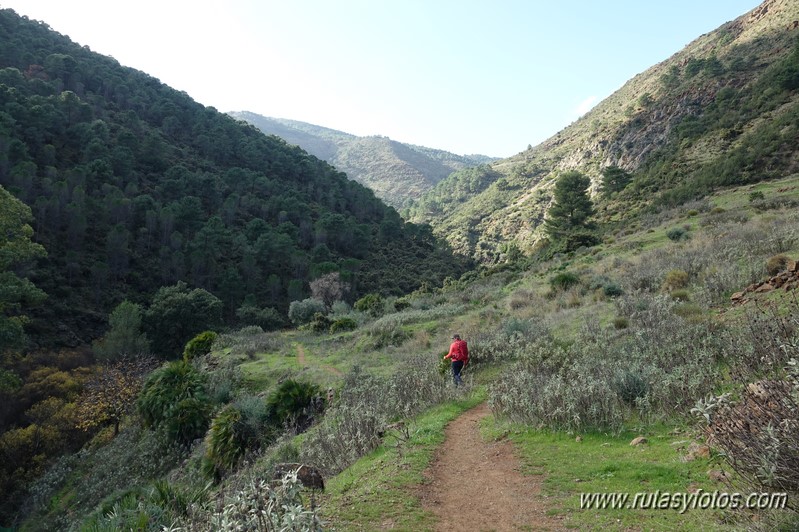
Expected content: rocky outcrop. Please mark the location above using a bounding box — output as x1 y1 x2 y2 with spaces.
730 259 799 303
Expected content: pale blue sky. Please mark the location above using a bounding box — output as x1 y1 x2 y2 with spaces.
3 0 761 157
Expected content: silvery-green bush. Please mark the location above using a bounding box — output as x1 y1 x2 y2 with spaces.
300 355 457 475
489 294 727 431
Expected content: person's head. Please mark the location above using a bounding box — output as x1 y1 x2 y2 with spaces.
452 334 461 341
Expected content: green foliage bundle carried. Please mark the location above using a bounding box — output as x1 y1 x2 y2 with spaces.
137 361 211 444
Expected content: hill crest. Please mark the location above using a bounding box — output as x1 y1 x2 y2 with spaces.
229 111 497 209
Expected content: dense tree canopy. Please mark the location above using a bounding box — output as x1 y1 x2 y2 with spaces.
0 8 467 347
0 185 46 353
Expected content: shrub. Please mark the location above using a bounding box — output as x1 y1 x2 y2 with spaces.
60 424 185 527
766 254 790 276
137 361 211 445
492 293 726 431
700 377 799 494
662 269 690 292
329 300 351 316
300 358 456 475
748 190 765 202
235 304 285 331
183 331 218 361
214 328 284 358
489 357 625 433
203 405 247 480
307 312 331 333
366 314 409 348
549 271 580 291
670 289 691 302
393 298 412 312
666 226 688 241
266 380 324 432
175 475 322 531
166 397 212 445
354 293 384 316
613 317 629 330
329 317 358 333
613 370 649 405
287 298 326 327
603 282 624 298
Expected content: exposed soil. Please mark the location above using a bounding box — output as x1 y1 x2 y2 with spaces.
420 403 567 531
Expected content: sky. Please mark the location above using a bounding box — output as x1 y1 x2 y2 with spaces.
3 0 762 158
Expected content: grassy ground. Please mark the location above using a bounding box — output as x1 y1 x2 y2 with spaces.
319 391 486 531
481 416 741 531
317 392 754 532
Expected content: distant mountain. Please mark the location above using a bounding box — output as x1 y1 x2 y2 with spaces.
0 8 467 348
229 112 497 209
407 0 799 262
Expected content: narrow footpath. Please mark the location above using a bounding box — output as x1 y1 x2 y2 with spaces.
420 403 567 531
295 343 343 376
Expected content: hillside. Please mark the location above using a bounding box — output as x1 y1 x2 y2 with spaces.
0 8 466 349
4 2 799 530
408 0 799 262
229 112 496 209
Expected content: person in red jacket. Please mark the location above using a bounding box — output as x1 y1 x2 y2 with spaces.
444 334 469 386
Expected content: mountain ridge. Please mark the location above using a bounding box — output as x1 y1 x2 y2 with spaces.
407 0 799 261
229 111 497 209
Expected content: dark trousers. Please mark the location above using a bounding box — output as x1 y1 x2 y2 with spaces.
451 360 464 386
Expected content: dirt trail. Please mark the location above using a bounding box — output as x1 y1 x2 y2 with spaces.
420 403 566 531
295 344 343 376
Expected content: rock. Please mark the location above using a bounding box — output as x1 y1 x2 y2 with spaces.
754 283 774 293
730 291 745 301
685 443 711 461
575 435 583 443
787 259 798 272
630 436 647 446
273 463 325 490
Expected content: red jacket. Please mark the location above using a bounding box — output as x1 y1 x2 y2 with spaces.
445 339 469 364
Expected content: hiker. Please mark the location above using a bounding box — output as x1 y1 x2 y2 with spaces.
444 334 469 386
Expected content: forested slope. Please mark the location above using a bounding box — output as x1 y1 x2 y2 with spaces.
0 9 466 348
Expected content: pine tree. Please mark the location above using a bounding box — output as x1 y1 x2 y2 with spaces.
544 171 598 251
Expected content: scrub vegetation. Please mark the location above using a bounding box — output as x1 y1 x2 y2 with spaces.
2 2 799 531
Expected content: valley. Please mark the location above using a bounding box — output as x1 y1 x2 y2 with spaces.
1 1 799 530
